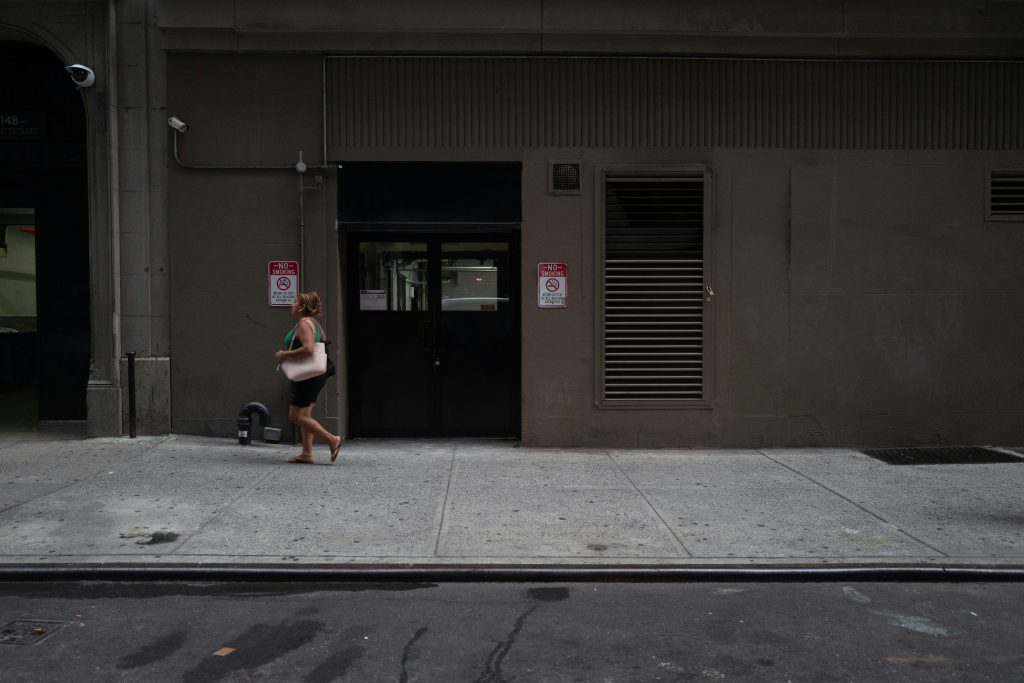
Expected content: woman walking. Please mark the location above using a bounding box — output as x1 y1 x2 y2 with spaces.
275 291 343 463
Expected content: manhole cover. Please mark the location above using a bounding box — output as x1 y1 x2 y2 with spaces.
0 620 72 646
860 446 1023 466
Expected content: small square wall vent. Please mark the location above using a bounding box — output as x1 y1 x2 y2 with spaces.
987 171 1024 220
549 161 582 195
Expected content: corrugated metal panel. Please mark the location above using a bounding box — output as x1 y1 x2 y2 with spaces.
327 57 1023 150
603 174 705 402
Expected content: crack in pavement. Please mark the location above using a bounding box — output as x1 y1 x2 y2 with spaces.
399 626 428 682
473 604 539 683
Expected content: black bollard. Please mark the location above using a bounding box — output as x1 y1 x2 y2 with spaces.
127 352 137 438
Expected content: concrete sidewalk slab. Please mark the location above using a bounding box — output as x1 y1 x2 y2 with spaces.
0 435 1022 570
439 447 686 560
766 449 1024 558
0 437 159 513
180 452 451 559
609 449 934 559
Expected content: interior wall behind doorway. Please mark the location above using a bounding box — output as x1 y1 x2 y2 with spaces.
0 41 90 425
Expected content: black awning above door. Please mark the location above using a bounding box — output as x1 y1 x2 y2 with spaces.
338 162 521 224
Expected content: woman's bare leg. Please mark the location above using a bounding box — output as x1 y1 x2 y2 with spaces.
290 404 339 449
301 423 314 456
286 406 316 463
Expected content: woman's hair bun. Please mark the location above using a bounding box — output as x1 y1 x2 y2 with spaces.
297 291 321 316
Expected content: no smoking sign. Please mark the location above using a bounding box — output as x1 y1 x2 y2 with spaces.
268 261 299 306
537 263 567 308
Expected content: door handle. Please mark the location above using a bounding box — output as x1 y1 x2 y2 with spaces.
424 319 441 369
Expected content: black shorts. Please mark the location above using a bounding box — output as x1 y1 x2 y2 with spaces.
290 373 327 407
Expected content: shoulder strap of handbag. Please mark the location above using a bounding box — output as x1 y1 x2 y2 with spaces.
302 317 327 343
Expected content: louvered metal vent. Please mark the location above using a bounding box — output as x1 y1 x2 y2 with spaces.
989 171 1024 219
602 173 706 402
550 162 582 194
328 58 1024 151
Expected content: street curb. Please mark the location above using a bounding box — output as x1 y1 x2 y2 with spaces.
2 563 1024 582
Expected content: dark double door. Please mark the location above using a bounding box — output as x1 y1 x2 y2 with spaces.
348 233 520 437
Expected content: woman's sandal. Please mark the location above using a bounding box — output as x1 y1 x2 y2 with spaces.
330 436 344 463
287 453 314 464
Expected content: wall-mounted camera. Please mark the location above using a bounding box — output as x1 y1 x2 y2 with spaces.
65 64 95 88
167 117 189 133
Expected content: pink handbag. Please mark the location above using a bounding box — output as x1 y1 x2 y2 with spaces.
278 320 327 381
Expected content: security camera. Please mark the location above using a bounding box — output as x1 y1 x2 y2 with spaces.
65 64 95 88
167 117 189 133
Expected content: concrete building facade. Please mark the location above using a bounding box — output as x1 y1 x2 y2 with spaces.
2 1 1022 447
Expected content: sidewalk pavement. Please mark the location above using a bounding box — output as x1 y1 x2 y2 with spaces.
0 434 1023 574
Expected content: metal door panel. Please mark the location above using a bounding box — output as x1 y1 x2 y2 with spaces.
437 239 518 436
348 240 433 436
347 234 519 437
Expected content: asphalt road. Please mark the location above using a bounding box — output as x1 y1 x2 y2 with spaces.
1 580 1022 681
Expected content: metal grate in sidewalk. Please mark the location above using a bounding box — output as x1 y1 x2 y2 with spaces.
860 446 1023 466
0 620 72 646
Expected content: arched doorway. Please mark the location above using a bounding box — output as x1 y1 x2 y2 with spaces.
0 41 90 431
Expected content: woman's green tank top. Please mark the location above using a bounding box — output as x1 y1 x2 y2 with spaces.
283 319 321 350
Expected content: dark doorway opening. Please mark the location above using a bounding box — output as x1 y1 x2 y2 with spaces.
0 41 90 429
340 162 522 438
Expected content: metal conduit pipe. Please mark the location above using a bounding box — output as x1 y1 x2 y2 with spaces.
168 123 336 172
236 401 272 445
298 164 325 291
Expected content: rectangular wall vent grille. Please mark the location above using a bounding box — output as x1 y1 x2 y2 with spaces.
602 174 705 402
990 172 1024 218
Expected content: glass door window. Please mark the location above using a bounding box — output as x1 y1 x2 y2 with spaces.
441 242 509 312
357 242 428 312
